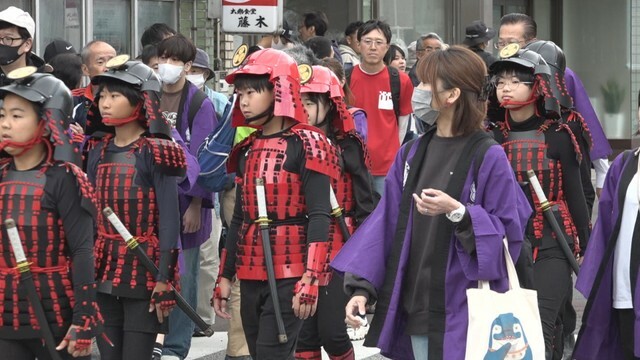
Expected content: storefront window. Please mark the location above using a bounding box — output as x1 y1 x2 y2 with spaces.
39 0 83 53
137 0 176 49
564 0 631 144
94 0 131 55
632 0 640 147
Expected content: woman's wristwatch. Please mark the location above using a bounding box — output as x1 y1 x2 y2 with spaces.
446 204 466 223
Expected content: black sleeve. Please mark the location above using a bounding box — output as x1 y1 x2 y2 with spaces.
340 136 377 224
47 168 96 326
300 164 332 244
222 180 242 280
454 211 476 255
550 130 592 254
343 273 377 304
85 143 100 185
145 152 181 281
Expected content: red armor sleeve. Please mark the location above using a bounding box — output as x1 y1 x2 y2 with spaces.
305 241 332 285
68 283 107 349
291 125 341 180
143 138 188 177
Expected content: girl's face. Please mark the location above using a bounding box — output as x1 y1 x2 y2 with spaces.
301 93 330 127
495 71 534 108
98 87 137 119
390 52 406 72
0 94 41 155
237 86 274 125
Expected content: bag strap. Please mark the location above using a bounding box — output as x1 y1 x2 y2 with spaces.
187 89 208 132
387 66 401 121
478 238 521 291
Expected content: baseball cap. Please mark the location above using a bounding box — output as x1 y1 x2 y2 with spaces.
192 48 214 81
43 39 76 63
0 6 35 39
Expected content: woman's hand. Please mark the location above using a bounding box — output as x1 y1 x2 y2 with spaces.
412 188 461 216
345 295 368 328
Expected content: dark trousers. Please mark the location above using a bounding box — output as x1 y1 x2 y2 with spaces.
0 337 90 360
241 278 304 360
297 272 352 357
96 292 165 360
616 309 640 360
533 247 573 360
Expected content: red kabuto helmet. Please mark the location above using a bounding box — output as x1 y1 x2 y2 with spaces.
225 47 306 128
0 68 81 165
300 65 355 134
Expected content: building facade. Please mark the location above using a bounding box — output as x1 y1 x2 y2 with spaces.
0 0 636 149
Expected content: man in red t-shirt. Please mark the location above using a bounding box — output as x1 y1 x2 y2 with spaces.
348 19 413 196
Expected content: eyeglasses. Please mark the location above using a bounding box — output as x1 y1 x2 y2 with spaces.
493 78 533 90
360 38 387 48
494 39 525 50
0 36 23 46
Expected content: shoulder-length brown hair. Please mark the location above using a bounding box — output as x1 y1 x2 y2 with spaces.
416 45 487 136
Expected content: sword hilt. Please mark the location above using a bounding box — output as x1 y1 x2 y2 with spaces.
5 219 31 273
526 170 552 211
103 207 140 250
329 187 343 218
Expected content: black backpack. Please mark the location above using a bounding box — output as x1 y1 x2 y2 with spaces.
346 65 401 121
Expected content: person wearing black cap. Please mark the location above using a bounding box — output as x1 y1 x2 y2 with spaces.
0 6 46 86
0 68 105 359
463 20 498 68
85 57 185 360
43 39 76 64
187 48 229 121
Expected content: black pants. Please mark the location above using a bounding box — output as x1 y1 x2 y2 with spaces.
616 309 639 360
296 272 352 357
533 247 573 359
241 278 304 360
96 292 165 360
0 337 90 360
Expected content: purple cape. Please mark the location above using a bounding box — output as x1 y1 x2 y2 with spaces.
176 82 218 249
331 136 531 360
574 150 640 358
565 68 612 160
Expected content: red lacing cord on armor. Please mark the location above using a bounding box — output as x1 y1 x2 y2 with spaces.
102 103 144 127
0 122 53 161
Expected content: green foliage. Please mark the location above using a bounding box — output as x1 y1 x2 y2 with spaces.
601 79 625 113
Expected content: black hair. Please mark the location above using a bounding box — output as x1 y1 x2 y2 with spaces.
233 74 274 93
49 53 83 90
305 36 333 60
157 34 196 63
96 78 144 107
344 21 364 37
303 12 329 36
141 23 176 47
0 21 30 39
492 65 535 87
357 19 392 44
140 44 158 66
301 92 336 131
383 44 405 66
500 13 537 41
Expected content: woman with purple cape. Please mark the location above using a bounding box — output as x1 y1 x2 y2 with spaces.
573 91 640 360
331 46 532 360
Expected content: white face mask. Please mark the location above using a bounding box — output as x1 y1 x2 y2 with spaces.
271 36 288 50
158 63 184 85
186 73 206 89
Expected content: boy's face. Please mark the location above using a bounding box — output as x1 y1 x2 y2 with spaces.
236 86 273 125
0 93 41 155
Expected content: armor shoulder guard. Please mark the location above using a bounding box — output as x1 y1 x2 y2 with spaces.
61 162 98 218
291 124 341 180
142 137 187 177
556 120 584 164
227 132 258 174
563 110 593 152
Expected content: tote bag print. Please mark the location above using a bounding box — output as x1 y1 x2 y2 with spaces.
465 239 544 360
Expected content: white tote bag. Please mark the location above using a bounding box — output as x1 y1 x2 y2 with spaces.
465 239 545 360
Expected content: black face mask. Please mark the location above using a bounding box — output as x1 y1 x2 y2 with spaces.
0 43 24 66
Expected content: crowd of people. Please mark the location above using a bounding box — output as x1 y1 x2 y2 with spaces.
0 4 635 360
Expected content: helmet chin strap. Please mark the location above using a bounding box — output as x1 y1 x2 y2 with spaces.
499 82 539 111
0 121 47 157
244 104 275 126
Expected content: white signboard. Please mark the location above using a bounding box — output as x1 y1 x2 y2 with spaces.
222 0 282 34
